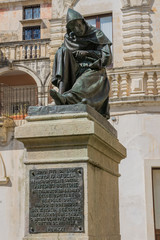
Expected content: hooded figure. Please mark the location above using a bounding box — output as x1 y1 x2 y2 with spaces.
50 8 112 118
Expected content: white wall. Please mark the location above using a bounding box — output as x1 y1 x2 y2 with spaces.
110 112 160 240
0 136 25 240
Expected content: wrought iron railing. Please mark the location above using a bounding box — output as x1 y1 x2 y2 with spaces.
0 83 51 119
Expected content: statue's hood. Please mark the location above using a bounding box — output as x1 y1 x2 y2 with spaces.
65 8 112 47
66 8 84 28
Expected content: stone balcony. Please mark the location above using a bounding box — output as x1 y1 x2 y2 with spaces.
108 65 160 97
108 65 160 113
0 38 50 62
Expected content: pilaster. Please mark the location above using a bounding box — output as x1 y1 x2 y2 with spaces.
122 4 152 67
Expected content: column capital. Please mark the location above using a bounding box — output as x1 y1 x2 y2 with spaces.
121 0 151 8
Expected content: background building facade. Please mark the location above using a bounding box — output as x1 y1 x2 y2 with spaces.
0 0 160 240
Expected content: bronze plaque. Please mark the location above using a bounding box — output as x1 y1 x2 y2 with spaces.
29 168 84 233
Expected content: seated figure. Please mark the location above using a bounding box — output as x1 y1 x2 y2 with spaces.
50 8 112 118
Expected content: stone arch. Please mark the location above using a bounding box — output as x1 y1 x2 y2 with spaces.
44 73 52 88
0 65 42 88
0 66 45 116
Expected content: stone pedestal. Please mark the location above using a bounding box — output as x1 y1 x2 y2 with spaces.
15 105 126 240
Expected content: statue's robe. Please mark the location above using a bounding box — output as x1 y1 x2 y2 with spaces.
52 17 112 118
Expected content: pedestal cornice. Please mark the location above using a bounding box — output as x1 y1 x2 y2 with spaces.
15 105 126 174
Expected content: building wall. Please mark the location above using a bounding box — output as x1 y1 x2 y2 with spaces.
0 131 25 240
110 111 160 240
0 0 52 42
151 0 160 65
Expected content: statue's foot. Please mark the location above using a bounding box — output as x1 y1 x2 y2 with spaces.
50 89 66 105
81 98 87 104
81 98 93 106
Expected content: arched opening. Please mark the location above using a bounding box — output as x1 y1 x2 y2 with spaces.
0 70 36 86
0 70 39 119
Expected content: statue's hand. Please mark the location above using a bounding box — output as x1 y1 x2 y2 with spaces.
73 50 88 59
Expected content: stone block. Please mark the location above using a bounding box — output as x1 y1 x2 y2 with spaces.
15 105 126 240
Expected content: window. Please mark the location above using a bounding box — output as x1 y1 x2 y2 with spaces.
152 169 160 240
85 14 112 47
24 5 40 20
23 26 40 40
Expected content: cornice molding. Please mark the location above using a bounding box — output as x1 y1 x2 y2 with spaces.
0 0 51 6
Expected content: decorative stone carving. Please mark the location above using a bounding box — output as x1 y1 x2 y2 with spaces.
147 72 155 95
52 0 76 18
0 117 15 144
121 0 151 8
0 153 9 185
112 75 119 98
130 72 144 95
156 73 160 96
121 0 130 7
121 74 129 97
108 67 160 99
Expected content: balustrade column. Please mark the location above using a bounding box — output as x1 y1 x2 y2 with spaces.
10 46 16 60
16 46 20 60
37 44 40 58
0 49 3 61
111 74 119 98
147 72 154 96
121 74 128 97
32 45 35 59
2 47 5 59
27 45 31 59
156 73 160 96
5 47 10 60
46 43 50 58
22 46 25 59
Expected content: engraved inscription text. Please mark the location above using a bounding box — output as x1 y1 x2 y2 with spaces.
29 168 84 233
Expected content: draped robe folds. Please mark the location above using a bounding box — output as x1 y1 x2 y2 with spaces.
51 21 112 119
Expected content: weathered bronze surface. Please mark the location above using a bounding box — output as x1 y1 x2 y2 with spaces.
29 168 84 233
50 8 112 119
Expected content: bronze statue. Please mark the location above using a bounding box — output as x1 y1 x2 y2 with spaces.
50 8 112 118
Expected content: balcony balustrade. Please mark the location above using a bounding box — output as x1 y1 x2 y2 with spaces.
0 38 50 61
108 66 160 100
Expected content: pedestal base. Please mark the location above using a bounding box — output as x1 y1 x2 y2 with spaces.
15 105 126 240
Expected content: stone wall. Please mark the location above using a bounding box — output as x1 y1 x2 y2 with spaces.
0 119 25 240
0 0 52 43
109 110 160 240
